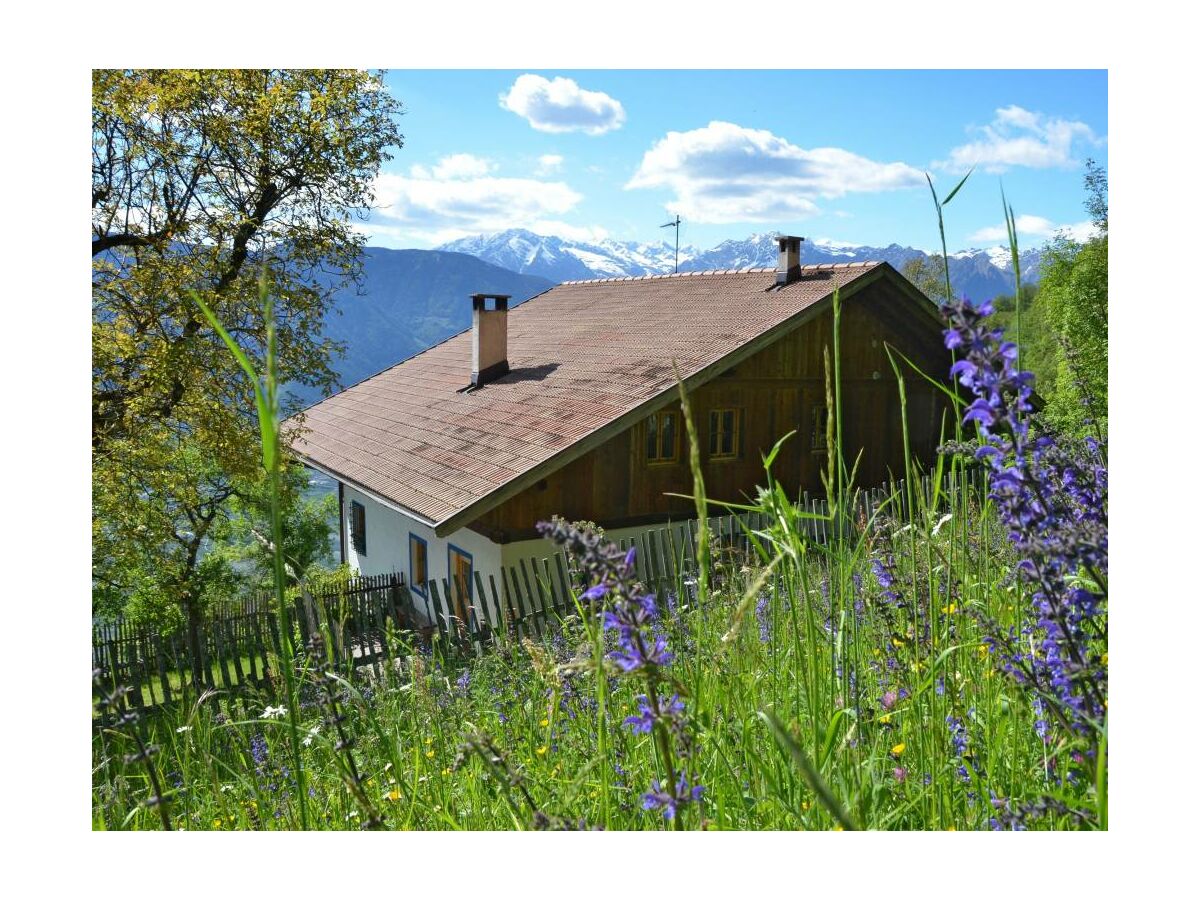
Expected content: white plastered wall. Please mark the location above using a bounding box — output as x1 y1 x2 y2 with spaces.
341 485 501 626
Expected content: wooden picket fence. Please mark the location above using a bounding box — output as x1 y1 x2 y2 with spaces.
92 470 985 715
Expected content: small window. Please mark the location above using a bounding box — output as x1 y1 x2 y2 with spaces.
645 410 679 463
409 534 428 596
708 408 740 460
350 500 367 555
811 405 828 453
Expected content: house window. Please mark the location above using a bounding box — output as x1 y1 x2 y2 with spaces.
708 408 740 460
350 500 367 555
409 533 428 596
811 405 828 453
448 545 473 624
645 410 679 463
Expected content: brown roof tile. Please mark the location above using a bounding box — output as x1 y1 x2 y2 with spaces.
290 263 885 528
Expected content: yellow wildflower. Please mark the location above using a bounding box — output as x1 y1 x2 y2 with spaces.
212 818 223 829
890 742 906 756
424 737 433 746
880 714 891 724
540 718 549 728
386 789 402 802
425 750 435 759
536 745 548 757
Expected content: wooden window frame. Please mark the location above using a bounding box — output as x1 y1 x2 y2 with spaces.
350 500 367 556
707 407 741 461
409 533 428 597
645 409 680 465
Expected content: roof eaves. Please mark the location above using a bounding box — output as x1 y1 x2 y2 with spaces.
293 452 440 527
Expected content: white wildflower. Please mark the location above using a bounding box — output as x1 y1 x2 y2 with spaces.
931 513 953 536
302 724 321 747
175 725 193 734
260 705 288 720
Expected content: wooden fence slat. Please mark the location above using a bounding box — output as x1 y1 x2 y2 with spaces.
553 553 571 611
428 579 447 644
504 566 527 640
518 559 542 638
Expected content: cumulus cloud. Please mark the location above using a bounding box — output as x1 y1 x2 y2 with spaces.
500 75 625 135
625 121 925 224
365 154 583 244
969 214 1099 244
939 105 1103 173
535 153 564 175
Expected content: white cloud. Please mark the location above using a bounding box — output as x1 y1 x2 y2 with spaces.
625 121 925 224
939 105 1103 173
365 154 584 244
535 153 564 175
499 75 625 135
432 153 494 180
968 214 1099 244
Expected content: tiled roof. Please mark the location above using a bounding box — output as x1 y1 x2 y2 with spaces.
290 262 886 531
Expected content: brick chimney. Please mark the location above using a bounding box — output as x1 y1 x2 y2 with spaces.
470 293 510 387
775 235 805 286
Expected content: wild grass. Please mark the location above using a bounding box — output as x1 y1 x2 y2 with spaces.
92 198 1107 832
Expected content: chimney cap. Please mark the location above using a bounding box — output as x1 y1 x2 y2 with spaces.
471 293 510 311
776 234 805 247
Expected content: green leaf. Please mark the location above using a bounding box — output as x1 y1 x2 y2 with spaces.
941 167 974 206
759 708 860 830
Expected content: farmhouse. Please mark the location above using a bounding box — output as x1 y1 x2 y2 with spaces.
289 237 953 623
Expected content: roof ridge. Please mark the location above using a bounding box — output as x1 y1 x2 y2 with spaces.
559 261 881 286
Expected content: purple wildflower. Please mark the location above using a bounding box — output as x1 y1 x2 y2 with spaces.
537 520 703 822
943 299 1107 744
755 594 772 643
642 773 705 821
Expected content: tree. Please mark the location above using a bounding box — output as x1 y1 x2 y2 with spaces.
1037 159 1108 435
93 70 403 450
219 464 339 588
991 283 1058 398
92 71 403 651
901 254 948 302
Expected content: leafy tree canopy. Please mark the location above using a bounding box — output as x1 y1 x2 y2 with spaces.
93 70 403 625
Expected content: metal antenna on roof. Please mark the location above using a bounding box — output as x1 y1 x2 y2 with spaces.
660 214 681 273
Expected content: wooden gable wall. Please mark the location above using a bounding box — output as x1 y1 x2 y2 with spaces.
469 278 954 543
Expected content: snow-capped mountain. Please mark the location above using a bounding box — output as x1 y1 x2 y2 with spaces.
438 229 699 284
683 234 928 273
437 228 1043 302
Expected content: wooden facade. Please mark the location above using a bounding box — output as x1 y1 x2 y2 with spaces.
468 279 954 544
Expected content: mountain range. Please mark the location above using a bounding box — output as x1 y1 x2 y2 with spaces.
439 229 1042 305
294 230 1043 406
290 248 552 406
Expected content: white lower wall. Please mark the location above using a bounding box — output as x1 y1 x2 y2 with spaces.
339 481 698 628
341 485 501 626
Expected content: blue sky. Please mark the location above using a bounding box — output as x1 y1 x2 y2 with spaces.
365 70 1107 254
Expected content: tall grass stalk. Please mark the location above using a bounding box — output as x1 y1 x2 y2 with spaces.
189 273 310 829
